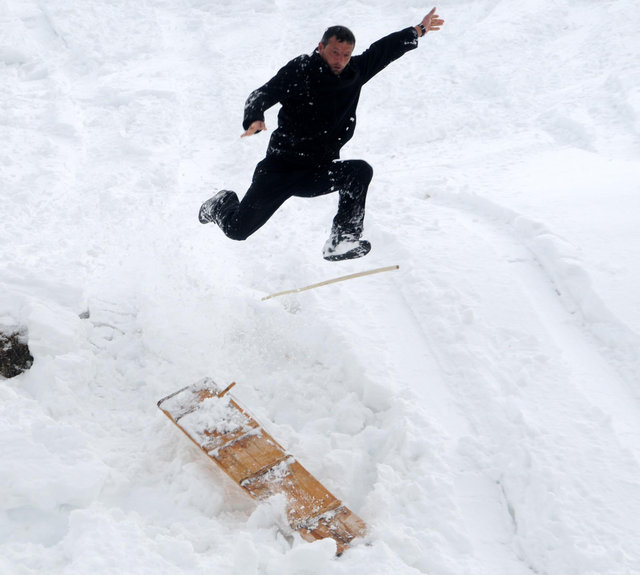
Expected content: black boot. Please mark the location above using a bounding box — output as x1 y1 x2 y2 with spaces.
198 190 236 226
322 231 371 261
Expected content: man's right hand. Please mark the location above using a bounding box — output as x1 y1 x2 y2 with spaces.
241 121 267 138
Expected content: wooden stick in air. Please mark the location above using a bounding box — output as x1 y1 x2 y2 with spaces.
261 265 399 301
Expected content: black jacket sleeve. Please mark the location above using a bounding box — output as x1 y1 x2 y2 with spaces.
352 27 419 84
242 56 305 131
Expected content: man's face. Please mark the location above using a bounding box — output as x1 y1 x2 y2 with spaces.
318 36 354 75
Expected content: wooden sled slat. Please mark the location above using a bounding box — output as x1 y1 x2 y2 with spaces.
241 458 342 524
213 429 288 483
298 505 367 549
157 378 366 555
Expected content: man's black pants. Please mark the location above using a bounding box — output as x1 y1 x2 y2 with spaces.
217 157 373 241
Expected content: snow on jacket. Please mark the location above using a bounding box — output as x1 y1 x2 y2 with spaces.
243 27 419 165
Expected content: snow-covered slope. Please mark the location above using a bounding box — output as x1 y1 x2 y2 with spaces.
2 1 639 574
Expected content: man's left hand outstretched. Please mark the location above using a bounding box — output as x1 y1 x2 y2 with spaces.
416 7 444 36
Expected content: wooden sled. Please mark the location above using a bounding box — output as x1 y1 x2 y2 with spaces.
157 378 366 554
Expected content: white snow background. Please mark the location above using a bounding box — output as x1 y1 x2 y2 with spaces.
2 0 640 573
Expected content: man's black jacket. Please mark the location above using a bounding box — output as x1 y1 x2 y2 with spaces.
243 27 419 165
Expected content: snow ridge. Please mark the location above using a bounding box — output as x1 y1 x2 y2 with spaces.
431 188 640 391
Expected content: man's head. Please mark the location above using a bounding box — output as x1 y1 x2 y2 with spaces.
318 25 355 75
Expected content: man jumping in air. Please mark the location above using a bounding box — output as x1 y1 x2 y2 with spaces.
199 8 444 261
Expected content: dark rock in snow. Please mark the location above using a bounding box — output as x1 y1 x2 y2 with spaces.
0 329 34 378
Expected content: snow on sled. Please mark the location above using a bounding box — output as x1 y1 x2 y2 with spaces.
157 378 366 554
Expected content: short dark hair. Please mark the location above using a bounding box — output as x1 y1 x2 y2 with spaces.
320 25 356 46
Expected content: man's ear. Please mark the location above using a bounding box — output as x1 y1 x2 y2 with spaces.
317 42 325 54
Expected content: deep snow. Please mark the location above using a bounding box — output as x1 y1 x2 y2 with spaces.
1 1 640 574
